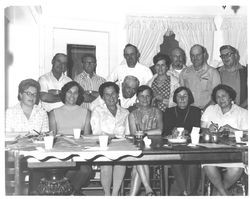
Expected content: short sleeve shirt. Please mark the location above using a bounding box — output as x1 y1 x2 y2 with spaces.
90 104 130 136
38 71 72 112
5 103 49 136
201 104 248 130
179 64 221 109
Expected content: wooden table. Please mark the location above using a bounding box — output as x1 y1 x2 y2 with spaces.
6 135 248 195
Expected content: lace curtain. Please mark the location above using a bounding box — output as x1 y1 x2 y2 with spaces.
220 16 247 66
125 16 216 67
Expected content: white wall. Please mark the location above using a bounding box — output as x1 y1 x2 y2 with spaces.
5 6 40 107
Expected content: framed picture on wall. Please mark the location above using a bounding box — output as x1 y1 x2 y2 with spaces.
67 44 96 79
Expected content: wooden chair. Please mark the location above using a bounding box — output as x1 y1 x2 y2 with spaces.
201 167 248 196
121 165 165 196
5 150 30 195
81 165 103 195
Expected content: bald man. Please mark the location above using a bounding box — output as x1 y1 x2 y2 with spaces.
90 75 140 111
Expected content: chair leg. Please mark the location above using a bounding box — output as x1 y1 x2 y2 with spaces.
163 165 169 195
201 167 212 196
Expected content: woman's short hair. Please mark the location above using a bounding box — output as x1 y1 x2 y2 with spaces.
153 53 171 67
99 82 120 98
211 84 236 103
18 78 40 104
173 86 194 105
60 81 84 105
136 85 153 97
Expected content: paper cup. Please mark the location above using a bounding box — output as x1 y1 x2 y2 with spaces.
234 131 243 143
99 135 109 148
73 128 81 139
44 135 54 149
191 133 200 144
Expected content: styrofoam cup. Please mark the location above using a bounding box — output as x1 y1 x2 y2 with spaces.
44 135 54 149
73 128 81 139
99 135 109 148
191 133 200 144
234 131 243 143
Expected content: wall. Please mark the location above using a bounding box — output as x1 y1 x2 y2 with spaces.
5 6 40 108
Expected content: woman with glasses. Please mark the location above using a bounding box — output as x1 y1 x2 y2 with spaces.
5 78 49 137
217 45 247 108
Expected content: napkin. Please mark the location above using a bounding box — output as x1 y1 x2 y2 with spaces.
143 136 152 147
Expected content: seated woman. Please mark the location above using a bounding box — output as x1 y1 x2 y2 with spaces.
201 84 248 195
163 86 201 195
128 85 163 196
147 53 179 111
49 81 92 195
5 79 50 195
5 78 49 136
90 82 130 195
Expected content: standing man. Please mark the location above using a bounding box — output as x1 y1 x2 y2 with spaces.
108 44 153 87
179 44 221 110
39 53 72 112
168 47 187 81
74 54 106 109
217 45 247 108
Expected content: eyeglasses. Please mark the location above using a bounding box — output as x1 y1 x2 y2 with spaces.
23 91 37 98
220 52 234 59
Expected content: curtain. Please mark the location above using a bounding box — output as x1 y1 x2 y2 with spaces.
125 16 216 67
220 16 247 66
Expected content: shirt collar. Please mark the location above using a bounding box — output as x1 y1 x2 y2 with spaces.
82 71 96 78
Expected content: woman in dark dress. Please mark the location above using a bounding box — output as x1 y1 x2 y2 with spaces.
163 86 201 195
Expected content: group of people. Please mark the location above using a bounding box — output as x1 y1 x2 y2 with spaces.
5 43 248 196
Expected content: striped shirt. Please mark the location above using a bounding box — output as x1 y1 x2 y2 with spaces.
74 71 106 91
74 71 106 109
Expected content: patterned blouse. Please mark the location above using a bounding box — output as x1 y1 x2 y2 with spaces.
5 103 49 136
151 76 171 111
131 107 159 131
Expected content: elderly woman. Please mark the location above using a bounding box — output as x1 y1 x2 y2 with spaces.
147 53 179 111
5 78 49 136
129 85 163 196
163 86 201 195
201 84 248 195
49 81 92 195
90 82 130 195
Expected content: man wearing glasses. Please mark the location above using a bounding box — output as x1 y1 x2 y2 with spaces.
217 45 247 108
74 54 106 109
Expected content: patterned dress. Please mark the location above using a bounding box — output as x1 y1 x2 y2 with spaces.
131 107 159 131
151 76 171 111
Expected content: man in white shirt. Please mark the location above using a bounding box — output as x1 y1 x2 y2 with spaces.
38 53 72 112
108 44 153 87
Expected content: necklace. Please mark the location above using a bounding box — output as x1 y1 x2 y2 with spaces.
174 106 190 125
